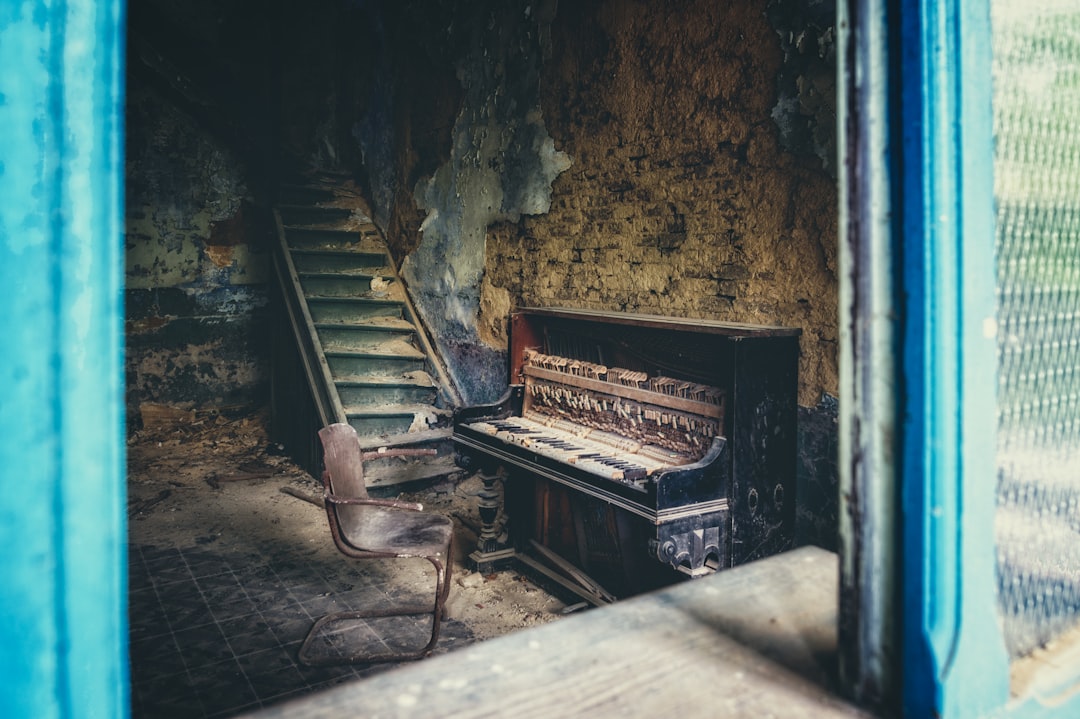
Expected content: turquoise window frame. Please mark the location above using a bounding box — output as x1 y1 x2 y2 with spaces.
840 0 1080 716
0 2 127 718
897 0 1011 715
2 0 1078 717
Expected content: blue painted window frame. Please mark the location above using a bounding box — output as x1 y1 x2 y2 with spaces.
852 0 1080 715
3 0 1078 717
897 0 1012 715
0 2 127 718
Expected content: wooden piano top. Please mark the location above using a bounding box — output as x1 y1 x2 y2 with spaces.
514 307 803 338
508 307 801 389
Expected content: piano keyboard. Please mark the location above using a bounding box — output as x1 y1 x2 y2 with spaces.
463 412 694 485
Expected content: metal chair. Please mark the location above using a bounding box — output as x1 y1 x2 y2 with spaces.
298 422 454 665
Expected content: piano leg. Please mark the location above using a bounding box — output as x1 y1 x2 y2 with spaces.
467 467 516 573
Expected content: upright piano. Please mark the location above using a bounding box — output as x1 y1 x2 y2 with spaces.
453 308 800 600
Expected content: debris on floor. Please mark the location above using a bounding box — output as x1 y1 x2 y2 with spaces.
127 405 565 717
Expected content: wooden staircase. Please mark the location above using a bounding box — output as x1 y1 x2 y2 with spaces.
270 180 461 491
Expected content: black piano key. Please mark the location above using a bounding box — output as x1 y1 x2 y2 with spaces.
594 457 647 481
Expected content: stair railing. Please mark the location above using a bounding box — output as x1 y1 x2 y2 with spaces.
271 208 348 428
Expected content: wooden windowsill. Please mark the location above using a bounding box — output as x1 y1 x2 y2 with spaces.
248 546 872 718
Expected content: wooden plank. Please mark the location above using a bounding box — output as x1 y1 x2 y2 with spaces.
514 552 612 608
248 547 870 719
529 539 617 603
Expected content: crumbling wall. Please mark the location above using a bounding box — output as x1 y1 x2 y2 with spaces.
769 0 838 176
370 0 837 410
363 0 839 546
479 0 837 410
125 80 271 426
401 2 571 404
123 0 365 428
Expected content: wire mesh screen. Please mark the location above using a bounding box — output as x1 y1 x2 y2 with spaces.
993 1 1080 659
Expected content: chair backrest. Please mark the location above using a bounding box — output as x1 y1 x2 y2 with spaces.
318 423 368 500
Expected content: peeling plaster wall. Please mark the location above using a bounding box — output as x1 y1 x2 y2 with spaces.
125 80 271 424
360 0 839 545
120 0 840 542
768 0 837 175
402 3 571 403
482 0 838 409
366 0 837 409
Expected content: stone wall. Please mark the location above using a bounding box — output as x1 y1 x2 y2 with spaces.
124 78 272 426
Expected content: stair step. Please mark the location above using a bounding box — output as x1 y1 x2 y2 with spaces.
326 349 426 377
326 337 423 358
336 375 438 406
307 297 405 323
316 322 415 348
300 270 394 279
299 273 396 298
277 205 353 225
356 427 453 451
319 330 420 354
278 184 336 205
335 369 434 386
286 227 379 250
314 316 416 330
345 403 450 419
366 454 461 494
291 249 390 273
345 404 450 438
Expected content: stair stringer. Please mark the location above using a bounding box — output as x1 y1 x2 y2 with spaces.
269 193 463 491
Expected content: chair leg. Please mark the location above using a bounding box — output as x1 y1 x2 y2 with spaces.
298 553 452 667
426 553 450 649
434 531 453 620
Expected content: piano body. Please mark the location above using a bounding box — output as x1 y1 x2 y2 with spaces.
453 307 800 600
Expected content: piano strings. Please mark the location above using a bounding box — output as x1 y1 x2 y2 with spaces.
520 349 725 460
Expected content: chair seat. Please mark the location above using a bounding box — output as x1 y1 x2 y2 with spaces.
338 504 454 557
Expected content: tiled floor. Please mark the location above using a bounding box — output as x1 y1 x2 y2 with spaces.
128 543 474 718
125 411 564 717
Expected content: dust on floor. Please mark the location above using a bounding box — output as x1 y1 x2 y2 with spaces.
128 407 567 638
127 407 567 716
